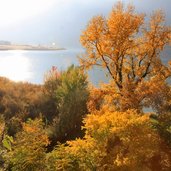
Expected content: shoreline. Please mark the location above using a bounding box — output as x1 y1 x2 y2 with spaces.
0 45 66 51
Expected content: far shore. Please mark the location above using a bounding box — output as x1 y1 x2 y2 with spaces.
0 44 66 51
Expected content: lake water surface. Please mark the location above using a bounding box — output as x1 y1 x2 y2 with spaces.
0 49 107 85
0 48 170 85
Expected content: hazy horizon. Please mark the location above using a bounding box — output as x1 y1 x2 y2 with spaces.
0 0 170 49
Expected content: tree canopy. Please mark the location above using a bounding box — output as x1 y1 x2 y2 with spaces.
80 2 171 111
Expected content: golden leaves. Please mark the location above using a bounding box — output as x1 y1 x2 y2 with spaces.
52 108 161 170
80 2 171 113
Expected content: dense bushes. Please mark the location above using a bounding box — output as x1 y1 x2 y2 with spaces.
2 109 171 170
0 65 89 170
0 64 89 145
0 77 42 121
0 65 171 170
8 119 49 171
46 109 164 171
0 1 171 170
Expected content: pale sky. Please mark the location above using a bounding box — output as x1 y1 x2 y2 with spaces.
0 0 170 48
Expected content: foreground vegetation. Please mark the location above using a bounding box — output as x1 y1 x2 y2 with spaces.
0 2 171 170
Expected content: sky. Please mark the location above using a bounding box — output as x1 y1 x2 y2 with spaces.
0 0 170 49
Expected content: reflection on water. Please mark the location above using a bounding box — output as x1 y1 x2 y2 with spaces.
0 48 170 84
0 50 32 82
0 49 108 85
0 49 80 84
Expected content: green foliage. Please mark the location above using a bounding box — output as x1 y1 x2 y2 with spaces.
46 144 79 171
2 135 13 151
44 65 89 143
8 119 49 171
0 116 11 170
42 66 61 121
55 65 89 141
0 116 5 169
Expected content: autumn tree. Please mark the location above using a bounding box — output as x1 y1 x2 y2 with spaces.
80 2 171 111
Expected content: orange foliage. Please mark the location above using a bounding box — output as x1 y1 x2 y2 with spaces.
81 2 171 111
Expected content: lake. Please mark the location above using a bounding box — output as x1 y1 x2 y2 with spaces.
0 48 170 86
0 49 108 85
